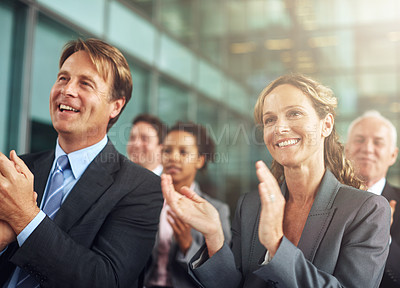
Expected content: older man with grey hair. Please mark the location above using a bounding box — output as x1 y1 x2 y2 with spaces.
346 110 400 287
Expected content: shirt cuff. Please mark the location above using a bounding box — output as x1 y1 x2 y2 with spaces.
261 250 272 265
17 210 46 247
191 248 208 269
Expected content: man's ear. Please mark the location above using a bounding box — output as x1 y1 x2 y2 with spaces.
389 147 399 166
322 113 334 137
110 97 126 119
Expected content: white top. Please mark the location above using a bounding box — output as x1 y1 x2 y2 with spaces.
367 178 386 195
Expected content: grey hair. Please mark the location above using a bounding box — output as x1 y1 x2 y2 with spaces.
347 110 397 150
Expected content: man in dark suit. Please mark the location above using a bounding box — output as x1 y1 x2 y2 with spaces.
0 38 163 288
346 110 400 288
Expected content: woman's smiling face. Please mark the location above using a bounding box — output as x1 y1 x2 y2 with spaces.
262 84 327 168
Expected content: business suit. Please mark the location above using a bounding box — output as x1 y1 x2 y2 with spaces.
0 141 163 288
145 182 231 288
189 170 390 288
380 182 400 288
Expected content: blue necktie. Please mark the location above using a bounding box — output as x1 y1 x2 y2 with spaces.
16 155 69 288
42 155 69 219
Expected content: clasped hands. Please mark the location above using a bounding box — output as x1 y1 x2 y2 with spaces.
161 174 224 257
161 160 285 259
167 209 193 255
0 151 38 250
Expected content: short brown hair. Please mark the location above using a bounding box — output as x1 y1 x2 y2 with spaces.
133 114 167 144
60 38 133 130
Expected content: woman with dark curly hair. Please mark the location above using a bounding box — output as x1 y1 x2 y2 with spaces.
144 122 231 288
162 74 390 288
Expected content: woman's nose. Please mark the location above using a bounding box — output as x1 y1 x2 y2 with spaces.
275 118 290 135
171 150 181 161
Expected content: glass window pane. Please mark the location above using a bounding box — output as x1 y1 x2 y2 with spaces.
157 80 189 125
196 98 222 199
158 0 195 44
197 60 224 101
227 80 249 115
124 0 154 18
108 63 150 155
109 1 156 64
37 0 105 36
226 2 247 34
248 0 292 30
308 30 355 70
159 35 194 85
357 31 397 69
0 1 14 153
30 15 79 152
199 1 226 66
358 73 397 97
223 116 252 209
31 15 78 124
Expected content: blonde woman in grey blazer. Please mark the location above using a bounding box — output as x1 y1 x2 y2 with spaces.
162 74 391 288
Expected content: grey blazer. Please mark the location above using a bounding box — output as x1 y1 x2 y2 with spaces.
189 170 391 288
145 182 231 288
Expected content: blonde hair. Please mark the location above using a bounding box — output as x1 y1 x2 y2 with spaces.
254 74 364 189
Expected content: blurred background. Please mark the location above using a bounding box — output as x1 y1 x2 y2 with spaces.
1 0 400 211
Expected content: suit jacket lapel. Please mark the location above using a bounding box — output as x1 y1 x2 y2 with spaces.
31 151 54 206
382 182 397 201
248 203 264 273
233 170 340 276
54 142 119 232
382 182 400 241
296 170 339 262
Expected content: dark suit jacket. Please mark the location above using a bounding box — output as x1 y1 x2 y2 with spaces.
189 170 390 288
0 141 163 288
380 182 400 288
145 182 231 288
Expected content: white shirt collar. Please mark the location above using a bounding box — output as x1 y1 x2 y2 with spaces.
152 164 163 176
55 135 108 180
367 178 386 195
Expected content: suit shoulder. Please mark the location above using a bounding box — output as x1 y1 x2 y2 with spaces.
336 184 390 213
117 153 161 183
337 184 384 201
20 150 52 161
19 150 53 168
